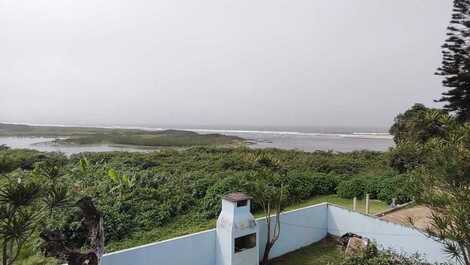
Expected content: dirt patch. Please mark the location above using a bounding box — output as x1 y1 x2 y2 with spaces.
379 205 433 231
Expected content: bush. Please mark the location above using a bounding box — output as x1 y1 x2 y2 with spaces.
336 178 366 199
362 176 386 199
284 173 316 201
310 174 339 195
336 175 413 204
388 142 425 173
202 172 254 217
283 172 339 201
377 175 413 204
341 244 426 265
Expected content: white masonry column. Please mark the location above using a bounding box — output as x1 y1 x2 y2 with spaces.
216 192 259 265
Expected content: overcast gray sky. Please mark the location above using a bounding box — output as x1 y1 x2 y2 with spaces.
0 0 452 128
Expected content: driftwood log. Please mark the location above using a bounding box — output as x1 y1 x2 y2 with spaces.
40 197 104 265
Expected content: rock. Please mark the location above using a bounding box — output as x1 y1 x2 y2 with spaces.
338 232 361 249
345 237 369 256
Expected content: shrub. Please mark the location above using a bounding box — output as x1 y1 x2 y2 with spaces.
336 178 366 199
377 175 413 204
284 173 316 201
388 142 425 173
283 172 339 202
362 176 386 199
341 244 426 265
202 172 254 217
310 174 339 195
336 175 413 204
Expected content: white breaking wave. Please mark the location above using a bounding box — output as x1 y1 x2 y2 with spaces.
1 122 393 140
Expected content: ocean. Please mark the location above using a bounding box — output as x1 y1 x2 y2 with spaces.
0 123 394 155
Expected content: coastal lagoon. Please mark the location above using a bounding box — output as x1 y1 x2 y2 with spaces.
0 137 157 155
0 128 394 155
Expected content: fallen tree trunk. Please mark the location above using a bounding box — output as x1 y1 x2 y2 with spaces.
41 197 104 265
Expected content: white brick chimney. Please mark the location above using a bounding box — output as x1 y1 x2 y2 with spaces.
216 192 259 265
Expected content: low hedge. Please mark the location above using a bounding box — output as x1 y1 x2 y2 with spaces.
336 175 412 203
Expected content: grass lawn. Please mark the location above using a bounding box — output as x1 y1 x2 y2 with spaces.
270 236 344 265
107 194 389 251
283 194 390 215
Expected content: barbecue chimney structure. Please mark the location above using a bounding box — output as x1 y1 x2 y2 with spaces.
216 192 258 265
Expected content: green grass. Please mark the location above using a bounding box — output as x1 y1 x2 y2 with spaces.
270 236 343 265
283 194 389 215
107 194 389 252
57 133 243 147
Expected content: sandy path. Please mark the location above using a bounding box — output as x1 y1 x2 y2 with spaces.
379 205 433 231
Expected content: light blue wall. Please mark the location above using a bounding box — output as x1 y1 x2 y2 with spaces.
327 205 454 264
101 203 329 265
102 229 216 265
101 203 454 265
257 203 328 259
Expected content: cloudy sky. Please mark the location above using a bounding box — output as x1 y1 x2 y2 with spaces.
0 0 452 128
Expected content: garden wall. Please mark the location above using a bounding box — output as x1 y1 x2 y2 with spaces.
327 205 452 264
102 203 452 265
257 203 328 259
101 229 217 265
102 203 328 265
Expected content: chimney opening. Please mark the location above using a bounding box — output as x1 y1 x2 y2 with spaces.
234 233 256 253
236 200 248 207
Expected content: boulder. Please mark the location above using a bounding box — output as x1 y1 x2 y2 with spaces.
345 237 369 256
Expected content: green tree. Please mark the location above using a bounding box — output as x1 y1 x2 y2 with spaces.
0 158 72 265
388 141 425 173
390 104 454 144
249 155 287 265
409 124 470 264
0 175 42 265
436 0 470 122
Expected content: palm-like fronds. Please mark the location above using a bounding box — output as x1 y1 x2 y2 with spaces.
0 182 41 208
0 208 38 241
43 185 71 213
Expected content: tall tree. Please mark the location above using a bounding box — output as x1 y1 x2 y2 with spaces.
408 124 470 264
436 0 470 122
249 155 287 265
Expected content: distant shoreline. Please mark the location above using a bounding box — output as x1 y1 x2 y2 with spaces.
0 122 245 148
0 122 394 153
0 121 392 140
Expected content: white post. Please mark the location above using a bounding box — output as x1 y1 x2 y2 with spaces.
365 194 370 215
353 197 357 211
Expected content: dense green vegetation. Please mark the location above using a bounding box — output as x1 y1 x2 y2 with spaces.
0 105 469 264
0 144 405 264
3 103 467 264
389 103 470 264
3 105 468 264
0 123 243 147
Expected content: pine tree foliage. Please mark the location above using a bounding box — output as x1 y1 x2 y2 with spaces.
436 0 470 122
